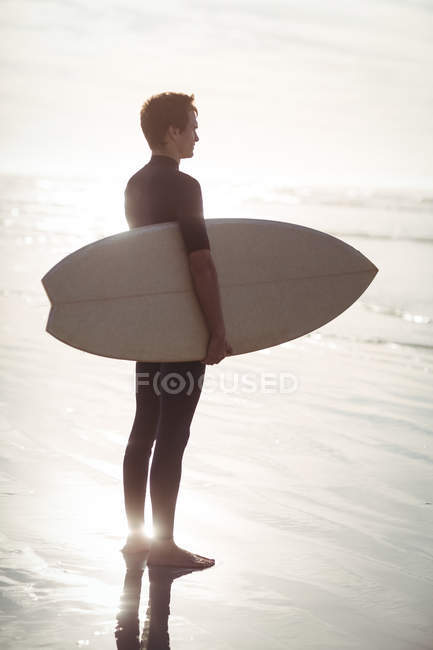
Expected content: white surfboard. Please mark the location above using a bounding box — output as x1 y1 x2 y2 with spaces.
41 218 378 361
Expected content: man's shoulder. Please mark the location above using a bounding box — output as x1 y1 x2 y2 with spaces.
176 171 201 193
124 166 201 201
124 166 147 193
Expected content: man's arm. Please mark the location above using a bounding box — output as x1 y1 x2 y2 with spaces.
188 249 232 365
174 174 231 363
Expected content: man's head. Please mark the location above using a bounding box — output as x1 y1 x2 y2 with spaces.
140 92 199 161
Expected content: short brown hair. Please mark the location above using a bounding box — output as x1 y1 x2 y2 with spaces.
140 92 197 149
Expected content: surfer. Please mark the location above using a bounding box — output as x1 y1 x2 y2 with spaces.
121 92 232 568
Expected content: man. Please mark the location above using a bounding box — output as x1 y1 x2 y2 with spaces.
121 92 232 568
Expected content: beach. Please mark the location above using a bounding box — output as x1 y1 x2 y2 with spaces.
1 173 432 648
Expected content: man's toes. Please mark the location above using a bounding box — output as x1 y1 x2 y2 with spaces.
193 554 214 564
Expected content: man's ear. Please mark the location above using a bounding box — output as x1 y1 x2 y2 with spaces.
167 124 180 139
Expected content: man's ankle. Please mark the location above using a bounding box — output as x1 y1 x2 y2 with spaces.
128 528 146 537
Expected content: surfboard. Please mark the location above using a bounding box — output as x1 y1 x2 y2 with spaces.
41 218 378 361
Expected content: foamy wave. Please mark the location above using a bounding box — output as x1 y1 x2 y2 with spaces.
362 302 432 325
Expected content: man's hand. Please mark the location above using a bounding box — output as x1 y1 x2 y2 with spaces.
204 332 233 365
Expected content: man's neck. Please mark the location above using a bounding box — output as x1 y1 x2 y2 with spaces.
151 149 180 164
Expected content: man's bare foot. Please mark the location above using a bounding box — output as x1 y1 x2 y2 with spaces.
147 538 215 568
121 531 152 554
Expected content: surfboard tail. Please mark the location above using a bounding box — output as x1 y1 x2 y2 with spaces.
41 272 53 304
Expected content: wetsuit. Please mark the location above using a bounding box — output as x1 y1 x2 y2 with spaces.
122 154 209 540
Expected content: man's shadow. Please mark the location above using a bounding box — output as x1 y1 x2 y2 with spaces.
115 551 212 649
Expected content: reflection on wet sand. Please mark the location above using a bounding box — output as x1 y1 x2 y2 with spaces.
115 551 212 649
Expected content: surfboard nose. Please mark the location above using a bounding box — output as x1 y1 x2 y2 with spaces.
363 256 379 279
349 245 378 279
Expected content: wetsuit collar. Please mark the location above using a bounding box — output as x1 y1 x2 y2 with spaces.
149 154 179 170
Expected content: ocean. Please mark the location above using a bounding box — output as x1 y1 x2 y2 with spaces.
1 170 432 648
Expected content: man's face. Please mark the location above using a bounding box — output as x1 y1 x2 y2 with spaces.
172 109 199 159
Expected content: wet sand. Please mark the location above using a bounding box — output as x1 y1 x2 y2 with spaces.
1 176 432 648
1 290 433 648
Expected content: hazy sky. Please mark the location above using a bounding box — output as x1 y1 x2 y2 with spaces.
1 0 432 188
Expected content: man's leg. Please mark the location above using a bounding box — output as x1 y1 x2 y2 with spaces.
148 360 214 567
122 361 160 540
150 360 205 539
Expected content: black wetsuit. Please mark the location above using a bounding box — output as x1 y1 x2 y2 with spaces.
122 154 209 540
124 154 210 253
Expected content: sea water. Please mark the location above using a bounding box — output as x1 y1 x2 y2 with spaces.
1 172 432 649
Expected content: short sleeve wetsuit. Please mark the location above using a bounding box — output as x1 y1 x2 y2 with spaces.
124 154 210 253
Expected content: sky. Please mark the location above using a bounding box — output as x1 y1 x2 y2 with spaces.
1 0 433 189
